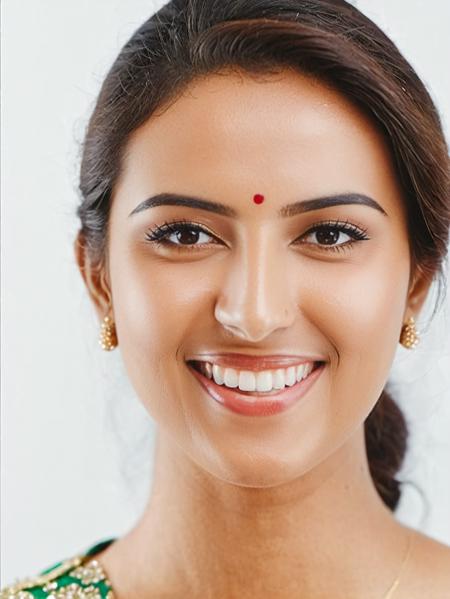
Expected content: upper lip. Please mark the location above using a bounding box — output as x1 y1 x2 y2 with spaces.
186 353 325 372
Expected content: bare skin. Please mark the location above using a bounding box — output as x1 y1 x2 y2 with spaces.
75 69 450 598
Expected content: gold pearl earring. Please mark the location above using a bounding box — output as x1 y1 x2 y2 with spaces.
400 316 420 349
99 315 118 350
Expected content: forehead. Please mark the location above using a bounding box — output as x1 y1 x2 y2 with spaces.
115 68 403 218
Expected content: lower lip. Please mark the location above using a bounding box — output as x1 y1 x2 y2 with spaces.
187 362 325 416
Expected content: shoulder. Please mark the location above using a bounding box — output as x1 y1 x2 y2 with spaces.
0 539 116 599
399 528 450 598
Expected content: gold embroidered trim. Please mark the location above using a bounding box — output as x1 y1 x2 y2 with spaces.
41 583 103 598
0 554 114 599
0 556 83 595
70 559 109 586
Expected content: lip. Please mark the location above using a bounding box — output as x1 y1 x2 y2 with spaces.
185 353 325 372
187 361 326 416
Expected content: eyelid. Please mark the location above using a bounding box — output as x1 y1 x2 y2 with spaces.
144 217 370 252
293 218 370 242
145 219 219 242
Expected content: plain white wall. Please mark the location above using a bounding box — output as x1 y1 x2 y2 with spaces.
1 0 449 587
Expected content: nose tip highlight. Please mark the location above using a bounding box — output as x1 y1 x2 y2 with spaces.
215 304 295 343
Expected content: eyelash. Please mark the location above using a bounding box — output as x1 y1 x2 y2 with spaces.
144 218 370 254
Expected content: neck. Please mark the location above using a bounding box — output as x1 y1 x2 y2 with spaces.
102 426 408 599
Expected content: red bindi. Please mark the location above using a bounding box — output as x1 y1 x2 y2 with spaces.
253 193 264 204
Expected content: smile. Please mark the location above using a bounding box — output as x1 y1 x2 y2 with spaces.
186 359 326 416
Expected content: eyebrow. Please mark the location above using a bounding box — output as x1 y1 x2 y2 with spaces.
128 192 388 218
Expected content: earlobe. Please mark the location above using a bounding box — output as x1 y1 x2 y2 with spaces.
73 233 112 318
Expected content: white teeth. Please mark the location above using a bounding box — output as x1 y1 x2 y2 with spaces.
212 363 224 385
203 362 213 379
255 371 273 392
296 364 305 381
285 366 297 386
238 370 256 391
199 361 317 392
223 368 239 388
304 362 314 377
273 369 286 389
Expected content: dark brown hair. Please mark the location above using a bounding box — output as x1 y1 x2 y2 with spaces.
76 0 450 511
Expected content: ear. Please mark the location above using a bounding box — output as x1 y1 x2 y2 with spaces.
404 263 434 321
74 232 112 321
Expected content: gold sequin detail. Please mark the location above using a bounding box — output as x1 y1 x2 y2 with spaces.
69 560 108 587
45 583 103 598
0 556 83 597
0 555 114 599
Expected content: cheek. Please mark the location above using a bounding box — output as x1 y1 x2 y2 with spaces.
107 249 217 419
312 251 410 419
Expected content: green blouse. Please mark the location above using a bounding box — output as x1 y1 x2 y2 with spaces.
0 538 117 598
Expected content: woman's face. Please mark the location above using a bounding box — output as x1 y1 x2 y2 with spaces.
81 69 427 486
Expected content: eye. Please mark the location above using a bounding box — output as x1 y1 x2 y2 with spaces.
144 219 220 251
294 219 370 254
144 218 370 254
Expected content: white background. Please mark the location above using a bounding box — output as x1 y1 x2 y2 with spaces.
1 0 449 587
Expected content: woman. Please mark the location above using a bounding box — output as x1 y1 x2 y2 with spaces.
2 0 449 597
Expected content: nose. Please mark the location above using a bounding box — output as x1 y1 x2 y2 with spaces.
214 240 297 342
